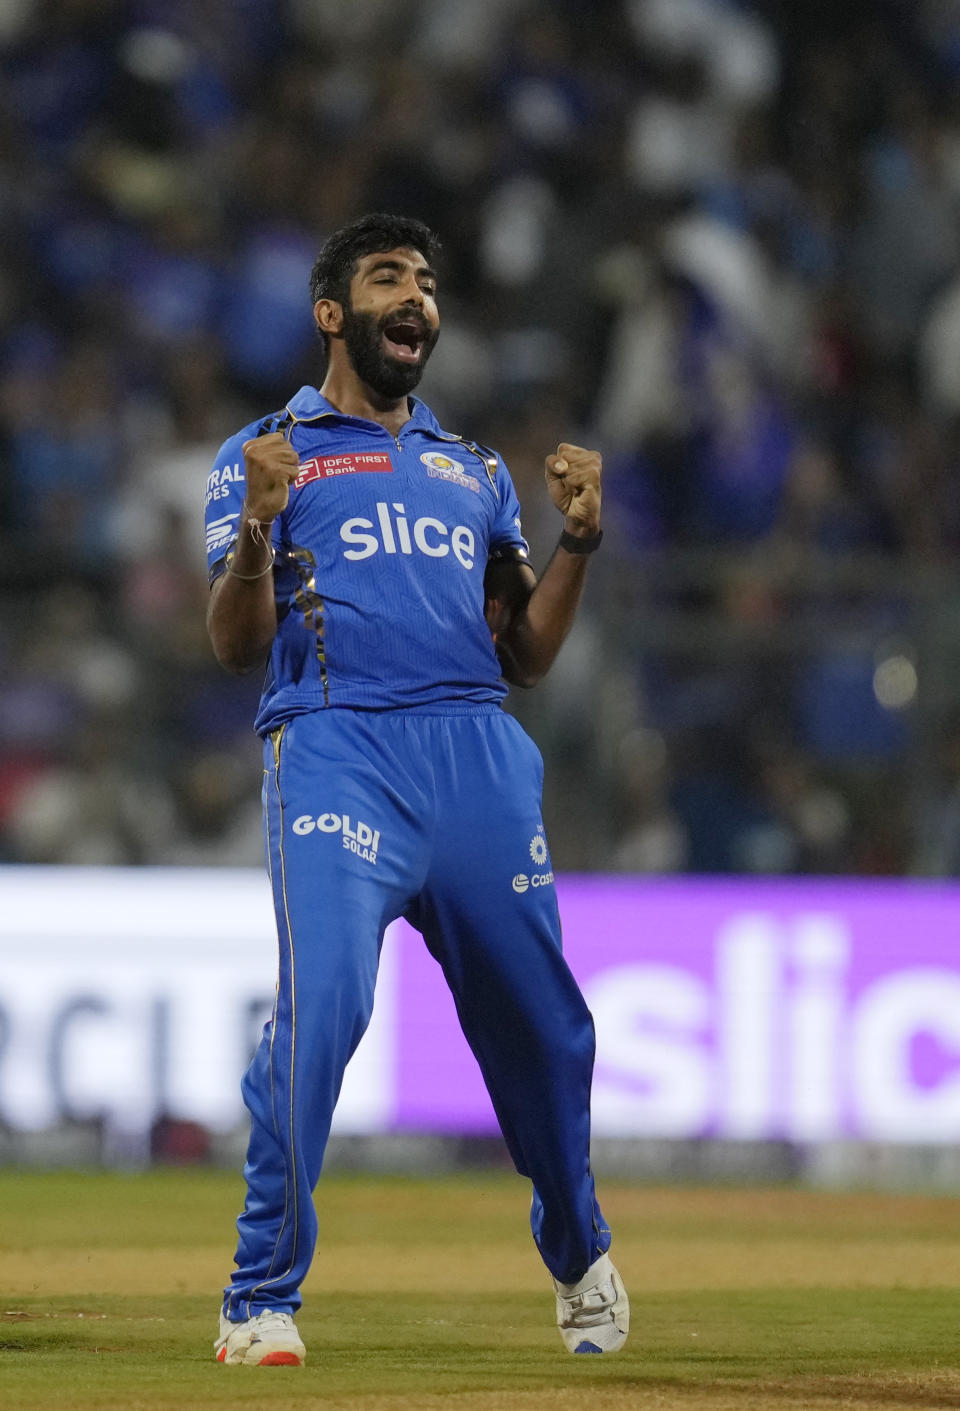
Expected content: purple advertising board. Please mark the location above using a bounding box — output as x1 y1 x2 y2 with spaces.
2 869 959 1145
392 877 960 1143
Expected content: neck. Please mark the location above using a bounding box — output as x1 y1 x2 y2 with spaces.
319 363 411 436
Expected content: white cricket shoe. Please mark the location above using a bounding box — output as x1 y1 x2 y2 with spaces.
214 1309 306 1365
554 1252 629 1354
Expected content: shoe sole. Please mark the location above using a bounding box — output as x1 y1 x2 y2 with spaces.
216 1346 305 1366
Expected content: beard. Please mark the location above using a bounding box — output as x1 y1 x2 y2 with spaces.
340 303 439 400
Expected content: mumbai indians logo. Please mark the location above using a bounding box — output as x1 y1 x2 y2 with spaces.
513 830 553 892
292 812 381 865
420 450 481 493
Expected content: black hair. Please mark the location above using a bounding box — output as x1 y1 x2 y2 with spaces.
309 212 442 308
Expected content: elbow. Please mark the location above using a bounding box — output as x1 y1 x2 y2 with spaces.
503 664 544 690
217 652 263 677
208 633 268 677
495 617 560 690
206 592 272 675
212 649 249 676
496 639 547 689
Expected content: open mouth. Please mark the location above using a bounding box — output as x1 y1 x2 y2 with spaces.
382 318 428 364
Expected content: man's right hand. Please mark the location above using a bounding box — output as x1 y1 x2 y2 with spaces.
242 432 301 521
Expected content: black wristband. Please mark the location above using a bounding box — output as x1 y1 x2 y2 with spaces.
558 528 603 555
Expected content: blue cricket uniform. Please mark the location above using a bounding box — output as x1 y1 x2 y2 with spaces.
206 386 610 1317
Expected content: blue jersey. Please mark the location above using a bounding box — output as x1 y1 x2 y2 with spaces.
205 386 530 733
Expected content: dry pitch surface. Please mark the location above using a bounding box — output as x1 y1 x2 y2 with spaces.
0 1169 958 1409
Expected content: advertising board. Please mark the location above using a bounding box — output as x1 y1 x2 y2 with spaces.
1 870 958 1144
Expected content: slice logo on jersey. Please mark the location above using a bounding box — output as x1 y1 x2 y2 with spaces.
294 453 394 489
340 503 475 569
207 511 240 555
205 461 244 507
420 450 480 494
292 812 381 864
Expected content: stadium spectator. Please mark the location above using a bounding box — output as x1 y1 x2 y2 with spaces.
2 0 960 875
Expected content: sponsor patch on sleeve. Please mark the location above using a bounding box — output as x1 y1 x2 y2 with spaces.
294 453 394 487
206 511 240 556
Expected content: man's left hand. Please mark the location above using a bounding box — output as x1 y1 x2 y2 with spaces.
545 443 602 536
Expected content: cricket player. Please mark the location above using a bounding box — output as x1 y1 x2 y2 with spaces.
205 213 628 1365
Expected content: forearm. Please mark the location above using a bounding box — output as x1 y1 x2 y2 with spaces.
497 526 596 687
206 510 278 674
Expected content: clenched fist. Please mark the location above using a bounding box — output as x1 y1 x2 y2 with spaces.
242 432 301 522
545 443 602 537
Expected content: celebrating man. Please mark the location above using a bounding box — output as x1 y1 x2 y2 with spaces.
205 212 628 1366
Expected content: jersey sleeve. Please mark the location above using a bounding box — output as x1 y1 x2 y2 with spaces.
206 411 296 582
204 431 251 583
204 428 286 585
488 454 531 564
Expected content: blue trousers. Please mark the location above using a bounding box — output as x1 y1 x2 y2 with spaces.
224 705 610 1319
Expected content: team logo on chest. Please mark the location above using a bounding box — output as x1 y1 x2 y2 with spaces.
420 450 481 494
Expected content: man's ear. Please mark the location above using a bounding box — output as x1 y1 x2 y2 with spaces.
314 299 343 339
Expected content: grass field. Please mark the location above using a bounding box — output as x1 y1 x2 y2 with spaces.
1 1168 959 1409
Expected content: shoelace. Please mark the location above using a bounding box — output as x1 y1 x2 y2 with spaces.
558 1281 617 1328
248 1312 296 1337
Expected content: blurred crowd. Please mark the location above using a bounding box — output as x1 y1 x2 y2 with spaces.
3 0 960 875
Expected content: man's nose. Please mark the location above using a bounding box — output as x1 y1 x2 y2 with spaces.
399 275 424 305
